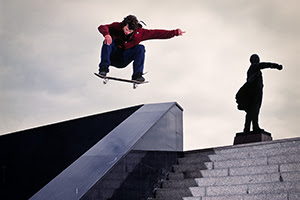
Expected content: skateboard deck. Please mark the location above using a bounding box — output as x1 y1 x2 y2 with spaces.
94 73 148 89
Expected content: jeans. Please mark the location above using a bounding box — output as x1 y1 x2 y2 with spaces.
99 40 145 75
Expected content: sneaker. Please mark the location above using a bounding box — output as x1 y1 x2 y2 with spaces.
132 72 145 82
99 67 109 76
99 71 107 76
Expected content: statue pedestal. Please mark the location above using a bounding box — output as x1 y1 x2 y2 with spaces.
233 130 272 145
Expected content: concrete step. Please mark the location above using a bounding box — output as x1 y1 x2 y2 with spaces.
175 153 300 175
162 173 280 190
162 178 198 189
154 166 300 199
195 172 281 187
167 172 185 180
268 153 300 165
108 188 151 200
182 164 278 179
185 193 291 200
247 181 300 194
193 171 299 187
289 193 300 200
173 156 268 173
168 162 300 183
179 145 300 164
154 181 300 200
173 162 213 173
183 138 300 158
280 171 300 182
280 162 300 172
161 171 300 193
188 181 300 197
229 164 278 177
153 193 300 200
155 188 193 199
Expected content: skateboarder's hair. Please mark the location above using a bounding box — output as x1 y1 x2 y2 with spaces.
122 15 139 31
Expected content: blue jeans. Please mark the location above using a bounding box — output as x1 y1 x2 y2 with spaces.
99 40 145 75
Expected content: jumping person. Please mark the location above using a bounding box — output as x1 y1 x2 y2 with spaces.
97 15 185 82
236 54 283 133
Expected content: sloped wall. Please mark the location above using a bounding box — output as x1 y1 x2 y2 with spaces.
29 102 183 200
0 105 142 200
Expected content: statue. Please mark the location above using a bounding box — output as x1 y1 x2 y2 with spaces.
236 54 283 133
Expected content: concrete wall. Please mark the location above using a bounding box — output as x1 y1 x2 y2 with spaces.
0 105 142 200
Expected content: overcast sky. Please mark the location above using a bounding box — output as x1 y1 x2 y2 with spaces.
1 0 299 150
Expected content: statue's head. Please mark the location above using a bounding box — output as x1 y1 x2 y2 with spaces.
250 54 260 64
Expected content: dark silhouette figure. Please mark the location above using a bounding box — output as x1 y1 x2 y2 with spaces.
236 54 283 133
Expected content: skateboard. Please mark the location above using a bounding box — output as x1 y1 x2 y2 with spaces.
94 73 148 89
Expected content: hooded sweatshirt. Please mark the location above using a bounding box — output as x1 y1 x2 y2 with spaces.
98 22 179 50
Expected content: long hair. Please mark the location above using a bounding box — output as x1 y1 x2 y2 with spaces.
122 15 141 30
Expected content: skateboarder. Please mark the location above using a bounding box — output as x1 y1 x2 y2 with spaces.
236 54 283 133
97 15 185 82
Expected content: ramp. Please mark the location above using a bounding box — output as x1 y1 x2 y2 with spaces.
29 102 183 200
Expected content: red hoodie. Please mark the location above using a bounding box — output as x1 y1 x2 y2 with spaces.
98 22 179 49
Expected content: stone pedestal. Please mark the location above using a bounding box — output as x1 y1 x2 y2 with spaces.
233 130 272 145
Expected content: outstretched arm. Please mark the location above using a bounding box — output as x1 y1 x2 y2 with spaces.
259 62 283 70
141 28 185 40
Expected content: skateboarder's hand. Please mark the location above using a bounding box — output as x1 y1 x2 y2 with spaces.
104 35 112 45
176 29 186 36
277 65 283 70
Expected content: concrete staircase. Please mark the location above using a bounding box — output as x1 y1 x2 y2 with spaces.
152 137 300 200
81 150 179 200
